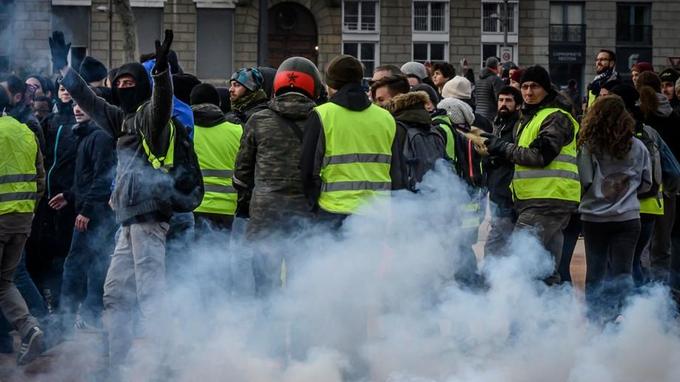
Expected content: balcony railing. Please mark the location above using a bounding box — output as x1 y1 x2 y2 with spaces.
549 24 586 43
616 24 653 46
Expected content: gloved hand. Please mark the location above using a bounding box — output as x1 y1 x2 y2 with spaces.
48 31 71 72
481 133 507 156
154 29 174 73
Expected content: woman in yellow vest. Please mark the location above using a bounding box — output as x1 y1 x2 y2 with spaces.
577 96 652 322
483 65 580 285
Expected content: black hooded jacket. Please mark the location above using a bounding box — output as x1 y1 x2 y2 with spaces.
63 120 116 218
61 62 174 225
299 83 404 211
487 110 519 209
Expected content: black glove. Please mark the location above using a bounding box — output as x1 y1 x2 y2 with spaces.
48 31 71 71
482 133 506 156
154 29 174 73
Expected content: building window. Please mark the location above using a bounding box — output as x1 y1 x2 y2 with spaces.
413 42 446 64
616 3 652 46
197 8 234 79
482 1 517 33
413 1 447 32
133 7 163 57
0 2 11 72
616 2 652 75
343 1 378 32
549 2 585 43
343 42 377 78
51 6 90 49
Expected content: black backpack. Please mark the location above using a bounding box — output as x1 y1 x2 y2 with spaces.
166 117 205 212
635 124 662 199
398 121 447 191
436 116 487 189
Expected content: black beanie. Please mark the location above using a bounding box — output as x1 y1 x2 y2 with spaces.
190 83 220 107
79 56 108 84
520 65 552 93
172 73 201 105
325 55 364 90
411 83 440 105
659 68 680 85
609 84 639 112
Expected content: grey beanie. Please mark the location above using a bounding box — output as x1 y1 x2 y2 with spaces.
401 61 428 80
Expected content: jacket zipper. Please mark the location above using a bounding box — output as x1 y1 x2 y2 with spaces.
47 124 63 199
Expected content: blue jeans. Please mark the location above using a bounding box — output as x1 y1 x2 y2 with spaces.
60 209 116 327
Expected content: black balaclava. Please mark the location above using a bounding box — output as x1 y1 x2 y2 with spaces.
112 62 152 114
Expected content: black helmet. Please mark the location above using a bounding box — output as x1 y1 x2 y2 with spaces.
273 56 322 99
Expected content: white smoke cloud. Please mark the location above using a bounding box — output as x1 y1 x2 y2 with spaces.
38 164 680 382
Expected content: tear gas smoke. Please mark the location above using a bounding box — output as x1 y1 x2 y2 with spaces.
33 164 680 381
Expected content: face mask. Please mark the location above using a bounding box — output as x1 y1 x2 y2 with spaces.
116 87 144 114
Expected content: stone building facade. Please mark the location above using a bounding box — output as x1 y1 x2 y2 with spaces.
1 0 680 95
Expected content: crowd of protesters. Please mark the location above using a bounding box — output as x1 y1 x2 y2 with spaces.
0 28 679 378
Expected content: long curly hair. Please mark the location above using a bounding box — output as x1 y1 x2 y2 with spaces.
578 95 634 159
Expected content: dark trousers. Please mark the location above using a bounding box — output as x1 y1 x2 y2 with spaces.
583 219 641 320
484 204 515 258
514 208 571 285
558 213 582 283
60 209 116 328
633 214 656 286
669 199 680 294
651 194 675 281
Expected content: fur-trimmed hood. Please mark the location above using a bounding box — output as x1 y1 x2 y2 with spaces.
385 91 433 126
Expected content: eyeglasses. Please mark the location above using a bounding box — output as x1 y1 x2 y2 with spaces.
595 58 610 62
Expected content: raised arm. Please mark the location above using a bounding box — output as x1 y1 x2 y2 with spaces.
49 31 124 137
137 30 175 154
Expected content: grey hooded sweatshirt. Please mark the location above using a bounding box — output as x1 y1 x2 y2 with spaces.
578 138 652 222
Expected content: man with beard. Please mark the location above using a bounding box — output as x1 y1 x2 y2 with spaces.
484 86 522 257
586 49 619 110
50 30 177 377
225 67 269 124
0 75 45 153
483 66 580 285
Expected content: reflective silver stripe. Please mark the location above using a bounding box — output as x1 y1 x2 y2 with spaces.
514 169 579 180
201 169 233 178
0 174 36 184
204 184 236 194
0 192 37 203
321 181 391 192
553 154 577 164
322 153 392 166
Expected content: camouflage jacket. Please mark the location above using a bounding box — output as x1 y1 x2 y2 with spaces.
233 92 317 237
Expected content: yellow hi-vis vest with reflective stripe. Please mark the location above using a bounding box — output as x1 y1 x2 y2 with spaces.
0 116 38 215
316 102 396 214
639 186 664 215
512 107 580 202
433 114 456 159
193 121 242 215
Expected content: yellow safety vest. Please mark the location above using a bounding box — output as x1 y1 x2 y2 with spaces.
139 119 176 171
639 188 664 215
0 116 38 215
512 107 580 202
587 90 597 108
431 114 481 228
316 102 396 214
193 121 242 215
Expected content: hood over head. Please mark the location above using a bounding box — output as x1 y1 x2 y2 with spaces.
386 91 433 126
112 62 152 114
